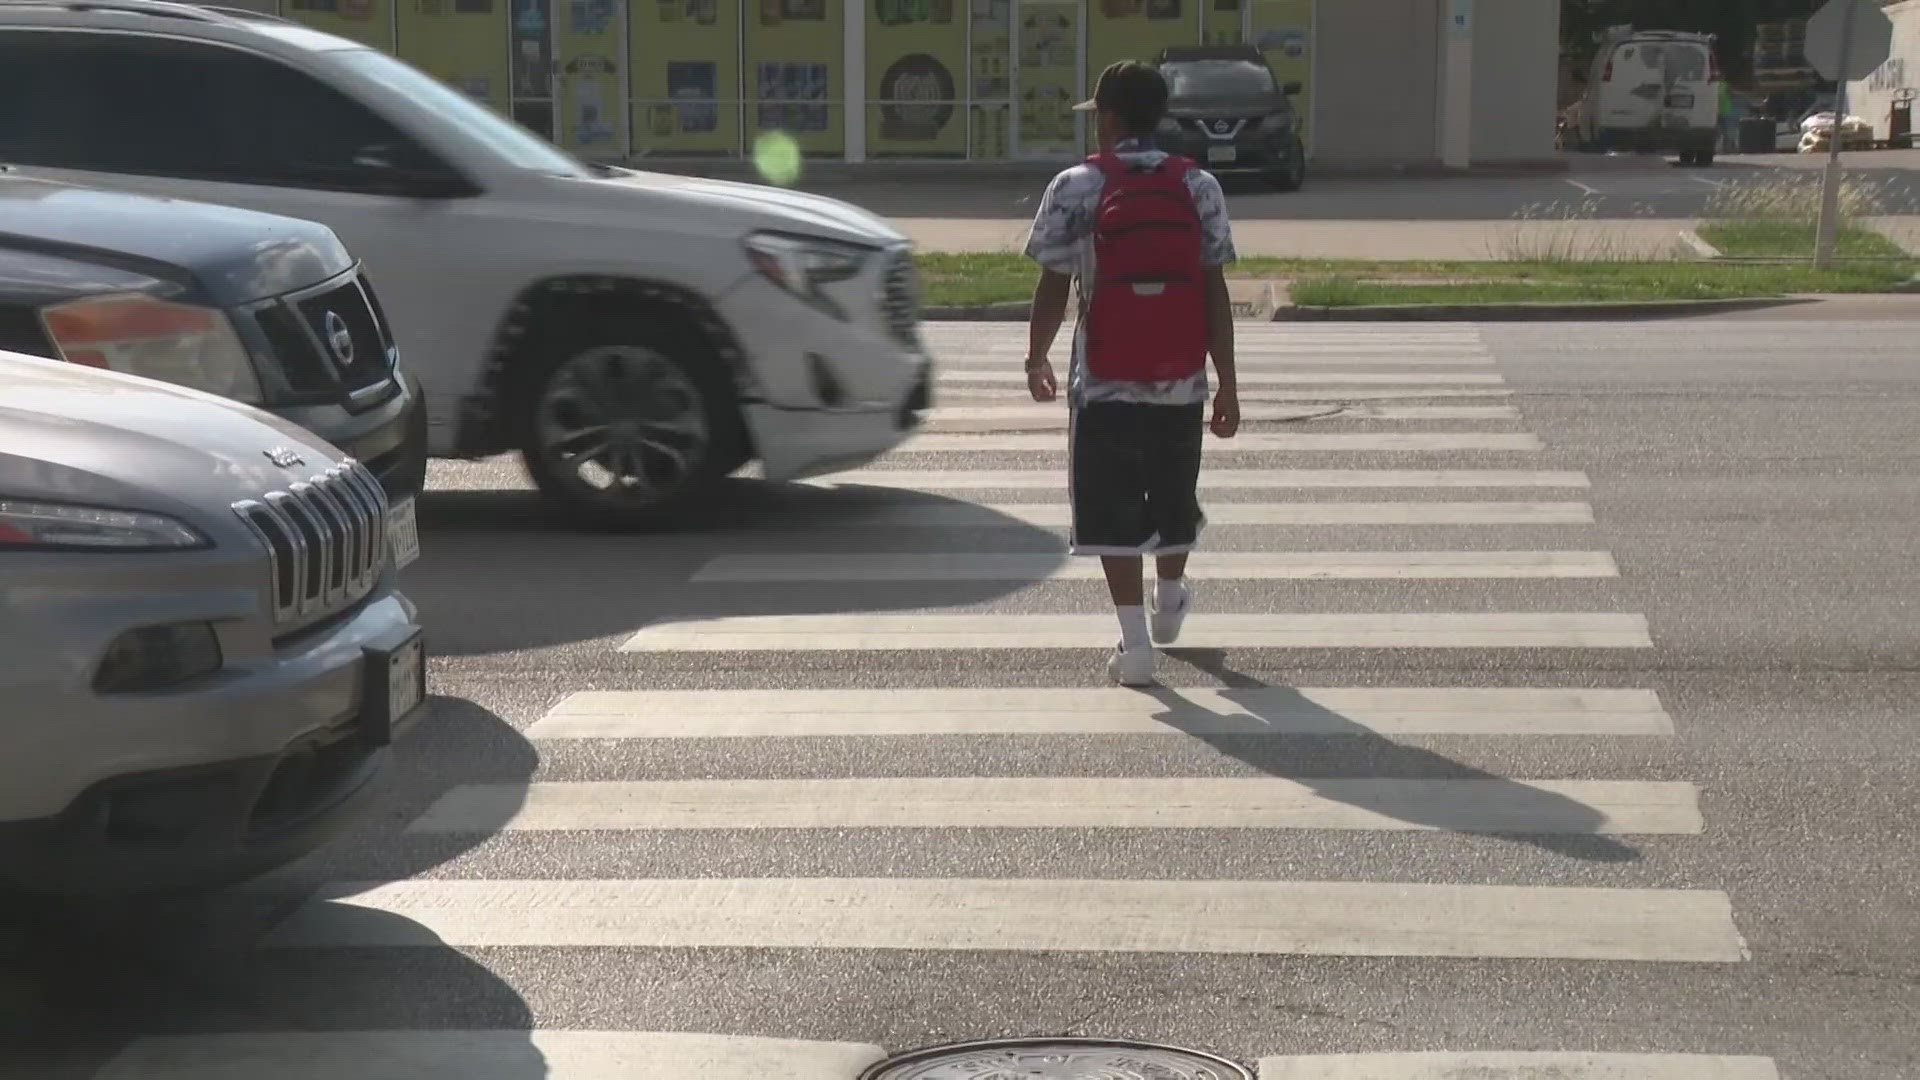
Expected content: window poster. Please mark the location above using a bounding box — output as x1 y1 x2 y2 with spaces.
968 0 1011 159
867 0 965 158
1205 0 1242 45
557 0 622 153
631 0 740 156
1250 0 1311 149
284 0 395 49
745 0 844 155
396 0 511 116
1089 0 1198 131
1014 0 1078 157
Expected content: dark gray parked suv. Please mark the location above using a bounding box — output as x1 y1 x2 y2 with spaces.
0 168 427 508
1154 45 1307 192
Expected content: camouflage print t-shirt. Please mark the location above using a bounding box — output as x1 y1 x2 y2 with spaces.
1022 139 1237 407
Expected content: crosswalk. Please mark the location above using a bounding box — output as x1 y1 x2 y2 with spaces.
50 323 1780 1079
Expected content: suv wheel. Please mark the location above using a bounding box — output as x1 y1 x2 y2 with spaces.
1270 137 1307 192
515 316 745 526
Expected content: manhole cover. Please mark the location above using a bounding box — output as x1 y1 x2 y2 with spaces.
859 1037 1252 1080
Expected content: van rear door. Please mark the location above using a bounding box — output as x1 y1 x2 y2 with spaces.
1655 39 1716 130
1600 41 1664 130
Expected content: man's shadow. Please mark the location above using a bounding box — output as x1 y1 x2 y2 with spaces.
1152 650 1642 864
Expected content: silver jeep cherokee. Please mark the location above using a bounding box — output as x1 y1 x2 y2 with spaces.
0 348 424 897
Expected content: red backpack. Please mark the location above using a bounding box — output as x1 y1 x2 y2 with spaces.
1082 152 1208 383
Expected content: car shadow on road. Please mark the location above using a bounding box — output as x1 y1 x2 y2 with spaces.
0 696 548 1079
1154 650 1642 864
412 478 1066 657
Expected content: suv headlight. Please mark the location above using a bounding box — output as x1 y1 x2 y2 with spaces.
40 292 264 404
743 232 874 321
1261 113 1294 134
1157 117 1184 137
0 500 207 551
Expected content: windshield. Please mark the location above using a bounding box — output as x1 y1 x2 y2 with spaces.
1160 59 1279 98
334 50 588 177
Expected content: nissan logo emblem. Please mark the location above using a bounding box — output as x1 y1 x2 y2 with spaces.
323 310 354 367
1213 120 1230 134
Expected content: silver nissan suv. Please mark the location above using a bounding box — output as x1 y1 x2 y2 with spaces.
0 348 424 897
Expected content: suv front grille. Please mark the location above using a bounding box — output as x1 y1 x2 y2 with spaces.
233 459 390 627
880 251 919 344
293 275 393 393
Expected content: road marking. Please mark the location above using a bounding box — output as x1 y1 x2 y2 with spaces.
935 388 1517 403
691 550 1619 583
928 404 1520 423
531 686 1675 739
1563 177 1601 195
92 1031 887 1080
762 502 1593 528
937 370 1506 385
410 778 1703 835
809 468 1589 491
1256 1052 1780 1079
263 878 1747 961
943 350 1497 363
620 613 1655 652
896 433 1543 453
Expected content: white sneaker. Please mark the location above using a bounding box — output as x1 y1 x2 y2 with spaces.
1106 641 1156 687
1150 580 1193 645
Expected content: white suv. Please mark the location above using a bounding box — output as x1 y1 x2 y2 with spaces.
0 0 931 525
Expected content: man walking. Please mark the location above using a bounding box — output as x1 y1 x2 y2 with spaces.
1022 59 1240 687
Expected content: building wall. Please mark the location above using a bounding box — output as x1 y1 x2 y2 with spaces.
1312 0 1438 165
1848 0 1919 142
1470 0 1559 162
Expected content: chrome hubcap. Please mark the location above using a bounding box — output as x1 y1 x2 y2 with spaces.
536 345 709 504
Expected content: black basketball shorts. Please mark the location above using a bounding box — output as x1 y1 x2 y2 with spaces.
1067 401 1207 556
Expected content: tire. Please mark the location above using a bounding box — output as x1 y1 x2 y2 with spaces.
1696 140 1715 167
1677 146 1698 166
513 309 747 528
1269 137 1306 192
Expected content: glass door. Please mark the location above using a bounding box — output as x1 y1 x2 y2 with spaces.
1011 0 1082 159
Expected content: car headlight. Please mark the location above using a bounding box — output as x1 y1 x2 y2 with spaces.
94 622 224 693
0 499 207 551
1157 117 1184 137
1261 113 1294 134
39 292 264 404
743 232 874 321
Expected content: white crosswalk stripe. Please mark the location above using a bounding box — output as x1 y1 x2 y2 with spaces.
810 468 1589 490
691 550 1620 582
530 687 1678 739
104 324 1758 1080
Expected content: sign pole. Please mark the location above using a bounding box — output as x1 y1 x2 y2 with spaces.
1813 0 1858 268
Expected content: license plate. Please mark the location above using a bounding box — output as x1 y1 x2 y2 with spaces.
387 497 420 570
361 630 426 747
1207 146 1238 164
1667 93 1694 108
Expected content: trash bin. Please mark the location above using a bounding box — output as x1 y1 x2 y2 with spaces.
1739 116 1776 154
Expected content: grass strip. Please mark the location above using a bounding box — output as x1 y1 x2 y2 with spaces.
916 251 1918 308
1696 221 1911 260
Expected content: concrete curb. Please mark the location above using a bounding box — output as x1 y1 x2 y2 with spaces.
924 295 1818 323
1271 296 1815 322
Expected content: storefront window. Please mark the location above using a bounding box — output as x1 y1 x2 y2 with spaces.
395 0 511 116
1015 0 1080 158
510 0 558 139
284 0 396 49
557 0 625 154
867 0 966 159
969 0 1011 159
747 0 844 158
632 0 742 157
1088 0 1197 104
1204 0 1242 45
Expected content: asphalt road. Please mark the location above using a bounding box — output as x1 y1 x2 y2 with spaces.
5 316 1918 1080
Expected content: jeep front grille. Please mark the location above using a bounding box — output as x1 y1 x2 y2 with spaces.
880 251 920 344
233 460 389 626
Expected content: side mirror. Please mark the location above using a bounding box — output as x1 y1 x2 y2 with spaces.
1282 81 1303 96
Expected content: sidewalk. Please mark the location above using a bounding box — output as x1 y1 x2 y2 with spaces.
899 217 1704 260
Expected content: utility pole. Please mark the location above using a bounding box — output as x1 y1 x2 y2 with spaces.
1812 0 1856 268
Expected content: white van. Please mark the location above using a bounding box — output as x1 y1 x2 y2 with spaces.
0 0 931 527
1575 28 1724 165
